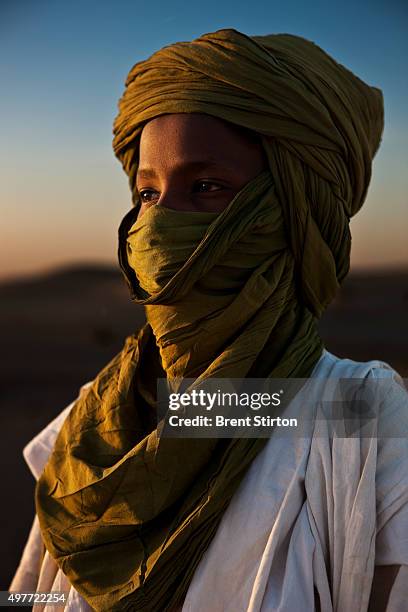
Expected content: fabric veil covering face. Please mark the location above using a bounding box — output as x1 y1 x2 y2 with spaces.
35 28 384 612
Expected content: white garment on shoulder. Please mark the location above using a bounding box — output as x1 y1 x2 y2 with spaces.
9 385 94 612
182 352 408 612
9 352 408 612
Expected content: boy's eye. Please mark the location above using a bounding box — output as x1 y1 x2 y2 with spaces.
195 181 223 193
139 189 158 203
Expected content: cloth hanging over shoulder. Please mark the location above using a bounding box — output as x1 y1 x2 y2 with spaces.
35 28 384 612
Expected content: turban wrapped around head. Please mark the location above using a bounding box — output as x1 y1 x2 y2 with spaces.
113 27 384 317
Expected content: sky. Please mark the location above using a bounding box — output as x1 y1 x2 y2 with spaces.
0 0 407 280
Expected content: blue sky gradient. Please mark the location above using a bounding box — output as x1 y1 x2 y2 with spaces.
1 0 407 279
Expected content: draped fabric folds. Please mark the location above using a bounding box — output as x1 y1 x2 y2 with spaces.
113 27 383 317
35 28 384 611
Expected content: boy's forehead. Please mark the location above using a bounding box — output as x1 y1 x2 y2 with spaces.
138 113 264 169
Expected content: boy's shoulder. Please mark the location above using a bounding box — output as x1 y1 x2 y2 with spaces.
314 348 403 380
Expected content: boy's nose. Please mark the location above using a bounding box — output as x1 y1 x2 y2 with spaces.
158 189 193 212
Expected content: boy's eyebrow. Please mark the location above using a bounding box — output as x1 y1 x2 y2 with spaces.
136 160 231 181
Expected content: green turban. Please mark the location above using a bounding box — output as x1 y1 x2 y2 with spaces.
34 28 384 612
114 27 384 318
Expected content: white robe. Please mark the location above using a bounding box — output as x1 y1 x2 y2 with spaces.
9 350 408 611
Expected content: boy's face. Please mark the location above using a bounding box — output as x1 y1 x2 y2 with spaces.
136 112 268 219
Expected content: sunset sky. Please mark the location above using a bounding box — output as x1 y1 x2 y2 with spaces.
1 0 407 280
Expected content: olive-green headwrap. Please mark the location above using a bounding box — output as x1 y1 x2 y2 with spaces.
114 27 383 318
35 28 384 612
